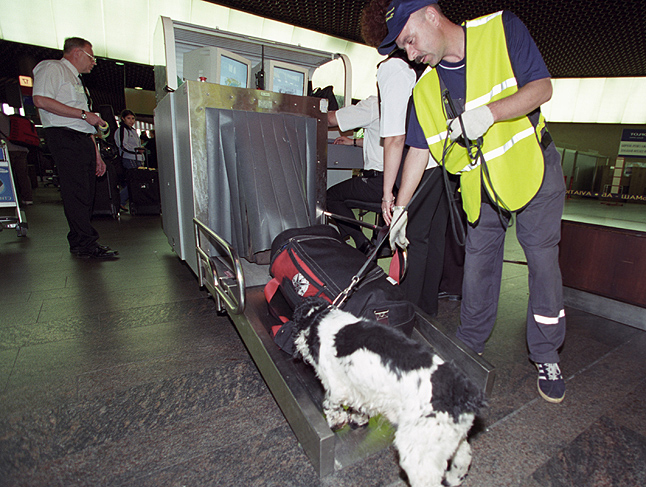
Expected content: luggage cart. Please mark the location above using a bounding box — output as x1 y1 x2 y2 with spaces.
0 141 28 237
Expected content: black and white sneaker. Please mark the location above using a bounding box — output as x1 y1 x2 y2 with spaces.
536 362 565 403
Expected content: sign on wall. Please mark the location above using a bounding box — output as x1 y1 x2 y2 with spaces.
618 129 646 158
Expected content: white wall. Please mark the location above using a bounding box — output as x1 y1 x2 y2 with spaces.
0 0 382 101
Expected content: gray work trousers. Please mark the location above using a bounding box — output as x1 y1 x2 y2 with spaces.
456 141 566 364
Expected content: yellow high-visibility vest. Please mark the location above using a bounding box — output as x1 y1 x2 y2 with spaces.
412 11 547 223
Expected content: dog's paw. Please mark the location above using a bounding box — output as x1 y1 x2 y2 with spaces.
443 440 472 486
442 474 467 487
348 410 370 428
324 407 351 430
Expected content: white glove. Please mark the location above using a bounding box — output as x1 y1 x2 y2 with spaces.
447 105 494 141
389 206 409 251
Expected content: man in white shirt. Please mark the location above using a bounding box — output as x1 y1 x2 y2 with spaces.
33 37 118 259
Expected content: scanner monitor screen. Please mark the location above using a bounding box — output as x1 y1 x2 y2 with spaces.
268 61 309 96
183 47 252 89
220 54 249 88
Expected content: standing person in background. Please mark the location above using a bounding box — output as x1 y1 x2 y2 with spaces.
114 109 145 209
326 96 383 256
361 0 449 317
0 112 34 205
33 36 119 260
379 0 567 403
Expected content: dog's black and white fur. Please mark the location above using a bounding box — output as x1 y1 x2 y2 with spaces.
292 298 485 487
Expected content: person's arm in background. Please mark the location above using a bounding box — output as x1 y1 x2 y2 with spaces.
381 134 406 224
91 135 106 176
33 95 105 127
333 135 363 147
377 58 417 225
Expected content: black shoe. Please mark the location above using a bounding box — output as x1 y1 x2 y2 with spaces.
535 362 565 403
74 246 119 260
70 244 117 255
438 291 462 301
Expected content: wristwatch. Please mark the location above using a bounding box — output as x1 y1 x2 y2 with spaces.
81 110 87 120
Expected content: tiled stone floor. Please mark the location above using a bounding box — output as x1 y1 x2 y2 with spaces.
1 188 645 486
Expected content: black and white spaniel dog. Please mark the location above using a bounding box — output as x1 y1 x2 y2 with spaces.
292 297 485 487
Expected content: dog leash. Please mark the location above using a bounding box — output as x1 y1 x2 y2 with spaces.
332 168 444 308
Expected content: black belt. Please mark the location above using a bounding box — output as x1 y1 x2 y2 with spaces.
46 127 94 137
361 170 383 178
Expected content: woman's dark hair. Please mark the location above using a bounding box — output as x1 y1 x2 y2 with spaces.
120 109 135 120
360 0 391 48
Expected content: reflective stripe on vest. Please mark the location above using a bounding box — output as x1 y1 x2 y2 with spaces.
412 11 546 223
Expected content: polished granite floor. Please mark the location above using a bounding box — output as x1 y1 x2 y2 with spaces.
1 189 645 487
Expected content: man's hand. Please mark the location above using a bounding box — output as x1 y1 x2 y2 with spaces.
95 157 106 176
447 105 494 141
85 111 106 128
382 192 395 225
333 136 352 145
91 135 106 176
389 206 409 251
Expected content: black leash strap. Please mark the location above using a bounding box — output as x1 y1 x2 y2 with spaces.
332 163 444 308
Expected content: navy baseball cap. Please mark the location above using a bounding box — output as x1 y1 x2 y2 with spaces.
377 0 438 55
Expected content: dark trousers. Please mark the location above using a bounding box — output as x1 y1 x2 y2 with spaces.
326 173 384 249
457 143 566 363
401 167 448 316
440 176 466 295
45 128 100 252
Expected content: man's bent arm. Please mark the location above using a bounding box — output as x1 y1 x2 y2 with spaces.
487 78 552 123
33 95 104 126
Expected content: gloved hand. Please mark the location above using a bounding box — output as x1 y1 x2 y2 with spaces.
389 206 409 251
447 105 494 141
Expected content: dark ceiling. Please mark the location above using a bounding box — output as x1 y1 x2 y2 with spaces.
207 0 646 78
1 0 645 117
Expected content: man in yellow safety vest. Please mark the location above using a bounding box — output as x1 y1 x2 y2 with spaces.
379 0 567 403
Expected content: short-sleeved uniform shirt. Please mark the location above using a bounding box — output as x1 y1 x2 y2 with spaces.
32 58 95 134
378 56 438 169
335 95 383 172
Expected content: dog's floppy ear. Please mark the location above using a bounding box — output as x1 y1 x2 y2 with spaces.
292 297 330 331
431 362 487 421
292 297 330 364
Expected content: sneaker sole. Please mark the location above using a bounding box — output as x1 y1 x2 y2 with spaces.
537 380 565 404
